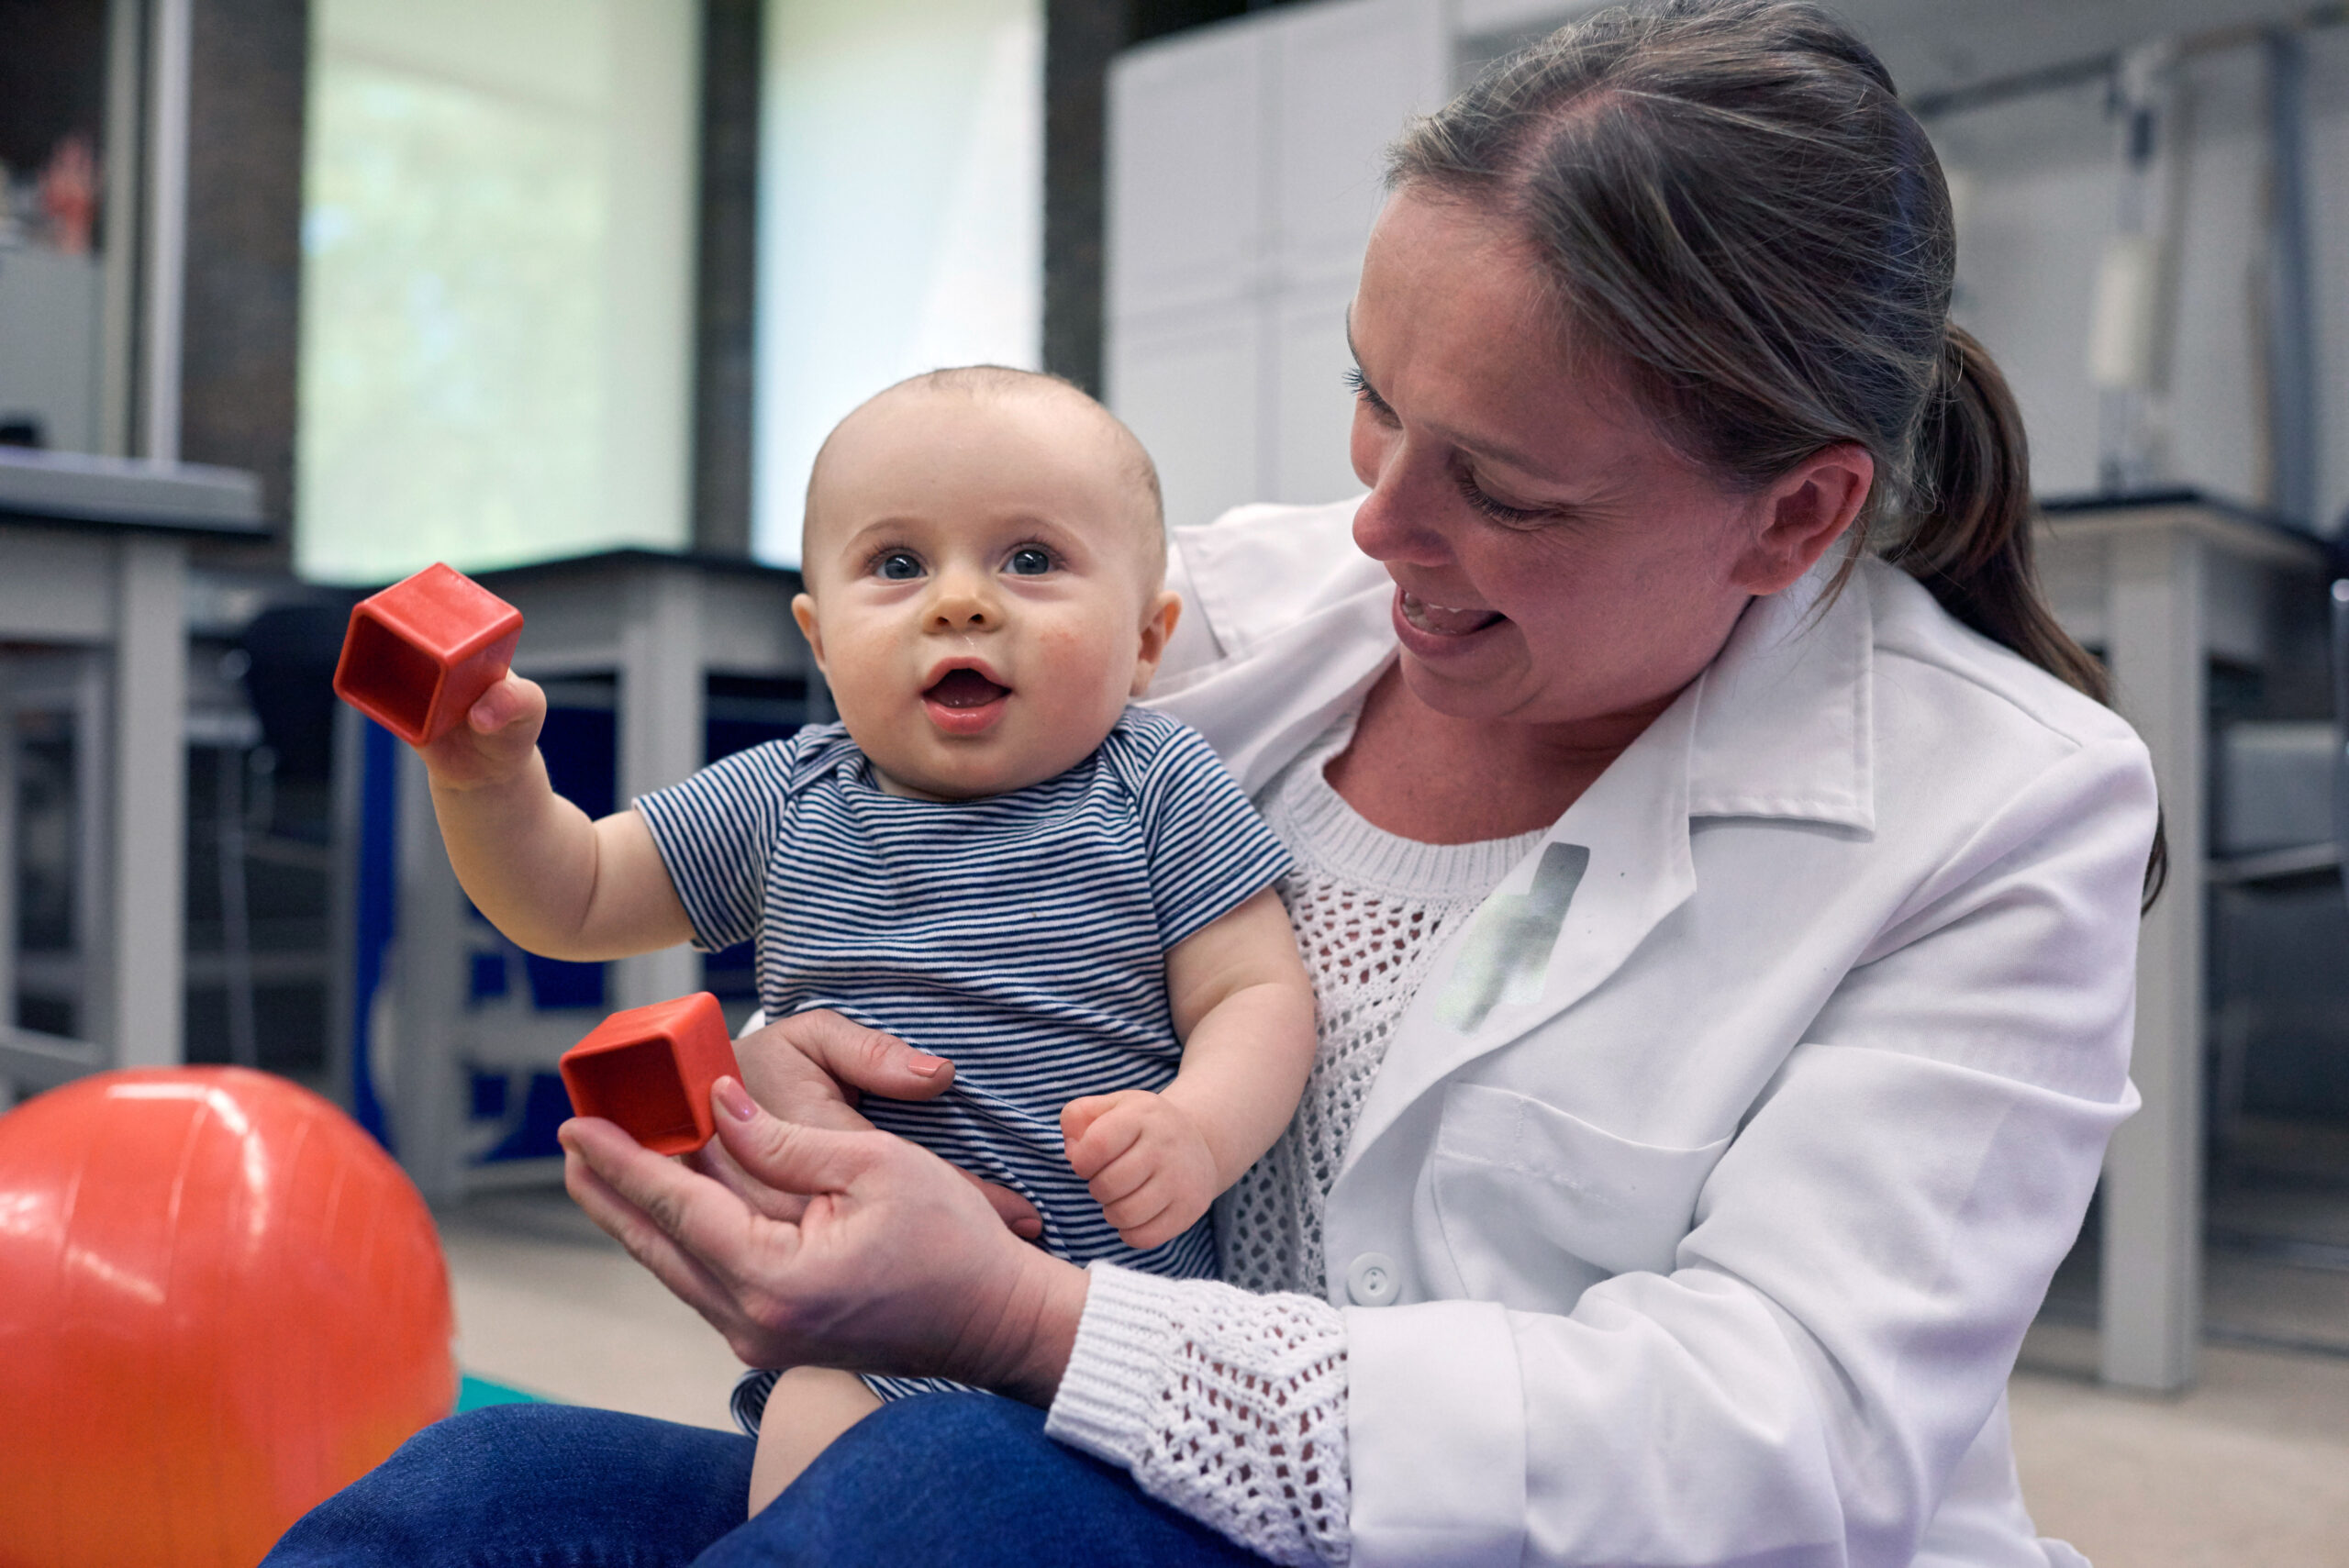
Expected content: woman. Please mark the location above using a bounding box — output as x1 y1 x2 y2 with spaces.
271 4 2154 1563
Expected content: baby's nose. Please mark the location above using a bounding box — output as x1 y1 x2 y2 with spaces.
927 577 997 629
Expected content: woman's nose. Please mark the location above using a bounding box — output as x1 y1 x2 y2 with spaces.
1352 448 1452 568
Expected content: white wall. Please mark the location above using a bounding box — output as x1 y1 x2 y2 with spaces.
1107 0 1446 532
752 0 1042 566
1936 35 2349 528
296 0 698 584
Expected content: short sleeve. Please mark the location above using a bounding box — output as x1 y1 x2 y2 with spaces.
632 735 808 954
1130 716 1294 949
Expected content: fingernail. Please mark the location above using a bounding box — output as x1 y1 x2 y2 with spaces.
908 1054 949 1077
715 1076 759 1121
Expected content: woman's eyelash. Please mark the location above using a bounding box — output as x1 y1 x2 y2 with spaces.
1346 363 1548 527
1453 467 1550 528
1343 366 1397 419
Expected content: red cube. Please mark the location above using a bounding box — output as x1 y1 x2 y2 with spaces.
332 563 525 746
559 994 740 1156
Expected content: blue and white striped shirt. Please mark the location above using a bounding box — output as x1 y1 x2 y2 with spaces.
636 706 1291 1400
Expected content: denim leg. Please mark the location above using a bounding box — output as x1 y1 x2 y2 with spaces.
698 1393 1272 1568
263 1403 754 1568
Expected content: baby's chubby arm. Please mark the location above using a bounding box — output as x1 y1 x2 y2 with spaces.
1062 889 1314 1251
421 673 694 962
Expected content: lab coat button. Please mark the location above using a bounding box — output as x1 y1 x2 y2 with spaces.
1346 1252 1399 1307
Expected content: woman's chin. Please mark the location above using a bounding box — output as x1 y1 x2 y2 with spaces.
1392 646 1542 721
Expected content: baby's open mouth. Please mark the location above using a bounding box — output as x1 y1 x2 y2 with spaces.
925 668 1012 708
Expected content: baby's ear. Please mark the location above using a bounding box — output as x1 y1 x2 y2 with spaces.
791 593 830 676
1130 590 1182 696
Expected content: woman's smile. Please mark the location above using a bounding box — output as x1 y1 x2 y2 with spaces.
1396 587 1504 637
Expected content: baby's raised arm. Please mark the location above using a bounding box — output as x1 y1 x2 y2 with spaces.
1062 888 1315 1250
422 673 693 962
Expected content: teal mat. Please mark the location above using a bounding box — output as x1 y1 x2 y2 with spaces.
456 1373 549 1412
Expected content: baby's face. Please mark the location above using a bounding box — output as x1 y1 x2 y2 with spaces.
792 390 1177 801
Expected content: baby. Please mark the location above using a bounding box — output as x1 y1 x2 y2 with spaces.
417 366 1317 1515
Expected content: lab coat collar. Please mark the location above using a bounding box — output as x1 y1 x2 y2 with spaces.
1339 556 1879 1172
1145 580 1396 796
1683 556 1876 833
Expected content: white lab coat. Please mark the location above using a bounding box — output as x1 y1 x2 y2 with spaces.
1141 499 2154 1568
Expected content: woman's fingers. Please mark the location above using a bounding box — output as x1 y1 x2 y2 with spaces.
685 1137 812 1224
763 1009 955 1108
954 1169 1045 1240
708 1076 890 1206
562 1133 745 1326
563 1111 796 1302
731 1016 878 1132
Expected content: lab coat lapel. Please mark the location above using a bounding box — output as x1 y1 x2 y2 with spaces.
1341 685 1702 1165
1340 562 1877 1173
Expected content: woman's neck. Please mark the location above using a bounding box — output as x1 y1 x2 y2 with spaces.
1323 664 1673 844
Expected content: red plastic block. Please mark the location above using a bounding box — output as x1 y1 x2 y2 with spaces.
559 993 740 1156
332 562 525 746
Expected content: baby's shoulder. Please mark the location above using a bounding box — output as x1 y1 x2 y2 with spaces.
1086 709 1263 838
696 722 863 803
1092 706 1221 788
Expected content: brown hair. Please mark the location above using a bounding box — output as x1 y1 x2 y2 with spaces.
1389 0 2163 902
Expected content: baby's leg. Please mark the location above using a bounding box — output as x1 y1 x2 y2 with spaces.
747 1367 885 1517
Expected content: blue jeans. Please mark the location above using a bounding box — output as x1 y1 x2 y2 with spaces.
263 1393 1271 1566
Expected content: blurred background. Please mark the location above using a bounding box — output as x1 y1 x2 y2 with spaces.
2 2 2347 1560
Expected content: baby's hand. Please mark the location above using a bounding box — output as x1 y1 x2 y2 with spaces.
419 673 547 792
1061 1090 1219 1252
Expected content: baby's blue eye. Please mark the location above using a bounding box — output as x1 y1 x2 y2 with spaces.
1007 547 1053 576
876 551 923 581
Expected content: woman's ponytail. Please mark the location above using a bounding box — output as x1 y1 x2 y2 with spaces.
1894 326 2165 904
1895 327 2166 906
1893 326 2110 703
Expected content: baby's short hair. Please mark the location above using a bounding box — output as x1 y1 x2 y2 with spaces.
804 364 1164 554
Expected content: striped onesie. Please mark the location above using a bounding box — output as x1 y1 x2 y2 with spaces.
633 706 1291 1404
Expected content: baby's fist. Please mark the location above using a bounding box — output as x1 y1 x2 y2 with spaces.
418 672 547 791
1061 1091 1219 1252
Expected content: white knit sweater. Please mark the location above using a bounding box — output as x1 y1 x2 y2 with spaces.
1045 719 1543 1565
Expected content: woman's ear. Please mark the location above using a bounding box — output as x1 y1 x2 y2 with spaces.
1732 443 1875 595
1129 590 1183 696
791 594 830 677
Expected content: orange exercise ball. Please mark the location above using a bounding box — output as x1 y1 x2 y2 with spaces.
0 1067 456 1568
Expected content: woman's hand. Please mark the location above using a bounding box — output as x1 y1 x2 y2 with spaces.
561 1077 1087 1406
709 1009 1042 1239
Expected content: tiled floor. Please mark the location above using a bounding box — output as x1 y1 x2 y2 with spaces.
440 1190 745 1430
2013 1326 2349 1567
440 1189 2349 1562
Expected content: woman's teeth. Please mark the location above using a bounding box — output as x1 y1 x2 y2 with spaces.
1400 592 1503 636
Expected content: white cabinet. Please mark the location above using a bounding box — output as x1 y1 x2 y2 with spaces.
1107 0 1446 530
